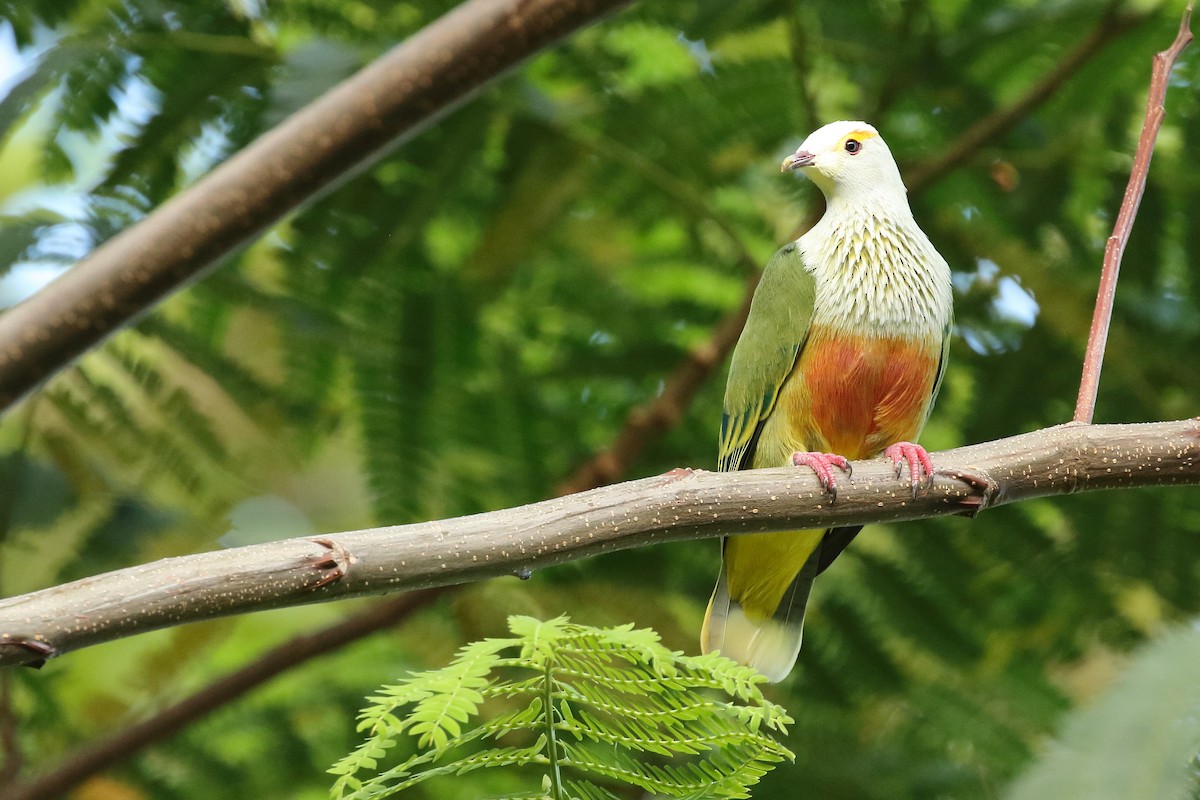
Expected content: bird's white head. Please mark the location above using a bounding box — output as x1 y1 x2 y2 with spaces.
781 120 906 202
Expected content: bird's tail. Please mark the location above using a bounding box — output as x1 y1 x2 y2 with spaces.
701 530 825 683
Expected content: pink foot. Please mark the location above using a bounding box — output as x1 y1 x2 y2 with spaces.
884 441 934 499
791 451 852 501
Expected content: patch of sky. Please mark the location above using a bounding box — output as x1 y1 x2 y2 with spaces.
29 221 90 261
951 256 1000 292
4 186 87 217
1168 64 1192 90
676 32 715 75
48 62 164 184
0 190 94 308
0 44 169 307
0 22 62 99
588 329 614 347
220 494 316 548
953 257 1040 355
160 9 183 31
958 325 1008 356
994 274 1039 327
0 22 23 96
177 117 234 184
0 262 67 307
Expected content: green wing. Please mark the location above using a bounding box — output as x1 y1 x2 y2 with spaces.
924 317 952 428
718 243 816 473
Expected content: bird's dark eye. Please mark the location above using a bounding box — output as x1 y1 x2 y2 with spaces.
844 138 861 154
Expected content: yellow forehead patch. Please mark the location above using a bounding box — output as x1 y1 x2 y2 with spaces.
839 129 878 147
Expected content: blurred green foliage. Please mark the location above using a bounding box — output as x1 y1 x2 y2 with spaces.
0 0 1198 798
1003 623 1200 800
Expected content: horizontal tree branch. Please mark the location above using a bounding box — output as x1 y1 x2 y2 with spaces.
2 587 448 800
1 419 1196 668
0 0 631 411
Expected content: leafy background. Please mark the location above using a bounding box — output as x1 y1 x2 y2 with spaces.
1 0 1199 797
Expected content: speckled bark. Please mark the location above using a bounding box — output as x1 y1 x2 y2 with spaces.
0 419 1196 667
0 0 632 409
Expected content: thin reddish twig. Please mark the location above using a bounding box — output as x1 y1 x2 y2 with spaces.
1074 6 1194 423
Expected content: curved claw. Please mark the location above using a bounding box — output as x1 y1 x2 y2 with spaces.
884 441 935 500
791 451 853 502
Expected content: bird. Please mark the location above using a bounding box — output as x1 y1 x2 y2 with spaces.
700 121 953 682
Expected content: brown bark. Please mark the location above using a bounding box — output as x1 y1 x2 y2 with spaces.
1 419 1196 669
1 588 448 800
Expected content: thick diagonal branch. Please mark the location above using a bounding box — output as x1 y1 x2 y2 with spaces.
0 0 631 411
0 420 1196 669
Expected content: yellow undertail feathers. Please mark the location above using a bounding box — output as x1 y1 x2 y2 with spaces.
702 529 824 683
702 589 803 684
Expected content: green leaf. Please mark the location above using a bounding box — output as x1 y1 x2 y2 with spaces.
331 617 791 798
1004 625 1200 800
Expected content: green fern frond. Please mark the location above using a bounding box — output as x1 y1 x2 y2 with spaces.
330 616 792 799
559 779 622 800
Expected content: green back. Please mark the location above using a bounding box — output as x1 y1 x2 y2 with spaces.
718 243 815 472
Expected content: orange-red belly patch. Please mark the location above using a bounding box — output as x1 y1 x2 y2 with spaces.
783 327 939 459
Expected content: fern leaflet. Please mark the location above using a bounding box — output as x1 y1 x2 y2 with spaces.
330 616 792 799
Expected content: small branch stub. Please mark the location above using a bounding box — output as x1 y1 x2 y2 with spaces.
307 537 353 589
